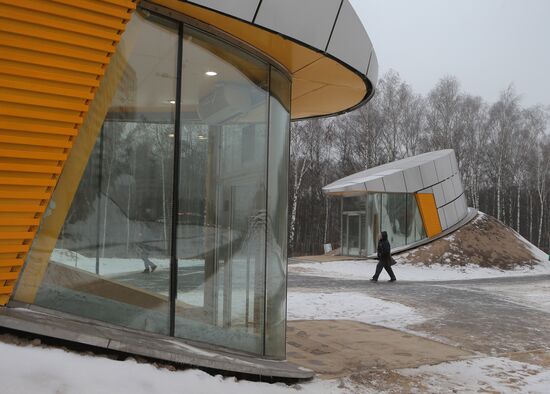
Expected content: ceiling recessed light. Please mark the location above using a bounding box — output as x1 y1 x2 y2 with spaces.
168 133 175 138
205 71 217 76
168 100 176 104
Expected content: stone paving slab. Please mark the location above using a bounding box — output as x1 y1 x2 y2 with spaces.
286 319 471 379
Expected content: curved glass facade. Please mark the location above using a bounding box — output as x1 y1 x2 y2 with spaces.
342 193 426 257
16 10 290 358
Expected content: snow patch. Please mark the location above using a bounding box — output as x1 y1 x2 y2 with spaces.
287 291 426 331
399 356 550 393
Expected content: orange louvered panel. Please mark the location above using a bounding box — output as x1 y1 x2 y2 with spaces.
416 193 443 238
0 0 137 305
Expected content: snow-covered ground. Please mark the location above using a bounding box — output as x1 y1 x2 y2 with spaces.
290 259 550 282
3 285 549 393
449 280 550 314
0 341 346 394
287 291 426 332
5 339 549 394
399 356 550 393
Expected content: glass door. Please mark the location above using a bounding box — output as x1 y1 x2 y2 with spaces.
347 214 360 256
342 213 361 256
342 214 349 255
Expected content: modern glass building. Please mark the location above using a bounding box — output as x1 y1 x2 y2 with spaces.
324 150 470 257
0 0 378 371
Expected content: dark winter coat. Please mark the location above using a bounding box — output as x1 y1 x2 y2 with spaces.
377 231 391 264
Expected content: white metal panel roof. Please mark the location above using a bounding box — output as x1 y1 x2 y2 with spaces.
323 150 455 195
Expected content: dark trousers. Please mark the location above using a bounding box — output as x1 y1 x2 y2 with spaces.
373 260 396 280
142 256 157 270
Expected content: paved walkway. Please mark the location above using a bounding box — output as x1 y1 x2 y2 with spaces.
289 274 550 355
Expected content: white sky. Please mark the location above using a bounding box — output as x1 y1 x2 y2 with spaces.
350 0 550 107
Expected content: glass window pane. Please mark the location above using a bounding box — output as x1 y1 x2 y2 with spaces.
265 67 291 358
381 193 407 249
366 193 381 255
359 213 367 255
31 12 178 335
347 215 360 255
343 196 363 212
175 26 269 355
407 194 427 244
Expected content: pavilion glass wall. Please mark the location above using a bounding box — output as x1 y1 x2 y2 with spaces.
23 10 291 358
30 12 178 336
343 193 427 257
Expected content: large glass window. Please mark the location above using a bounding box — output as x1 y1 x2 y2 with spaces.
345 192 427 257
19 9 291 358
175 26 269 354
31 13 178 335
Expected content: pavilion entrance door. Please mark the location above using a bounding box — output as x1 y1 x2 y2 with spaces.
343 213 362 256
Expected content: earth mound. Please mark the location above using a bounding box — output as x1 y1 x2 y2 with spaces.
395 213 548 270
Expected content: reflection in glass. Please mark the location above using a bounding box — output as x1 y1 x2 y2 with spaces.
343 196 363 212
21 11 292 358
381 193 408 248
175 26 269 354
406 195 426 244
33 13 178 335
352 192 428 256
366 193 381 255
347 215 360 255
265 67 291 358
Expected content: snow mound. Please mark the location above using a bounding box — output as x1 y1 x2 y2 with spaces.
395 212 549 270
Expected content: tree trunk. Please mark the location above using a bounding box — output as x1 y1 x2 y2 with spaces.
516 184 521 232
324 196 329 244
529 191 533 241
289 160 307 252
538 194 545 247
496 169 501 221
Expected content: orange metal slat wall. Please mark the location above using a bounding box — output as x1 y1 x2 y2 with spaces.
0 0 136 305
416 193 443 238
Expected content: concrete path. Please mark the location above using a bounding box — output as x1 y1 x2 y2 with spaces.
289 274 550 355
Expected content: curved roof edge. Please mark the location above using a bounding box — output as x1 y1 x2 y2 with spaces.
149 0 378 119
323 150 458 195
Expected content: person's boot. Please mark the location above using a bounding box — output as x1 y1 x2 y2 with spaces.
388 278 396 282
151 265 157 273
370 278 378 282
142 268 150 274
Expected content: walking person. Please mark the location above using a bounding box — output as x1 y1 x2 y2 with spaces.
371 231 396 282
137 244 157 274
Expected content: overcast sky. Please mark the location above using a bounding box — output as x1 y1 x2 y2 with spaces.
350 0 550 108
